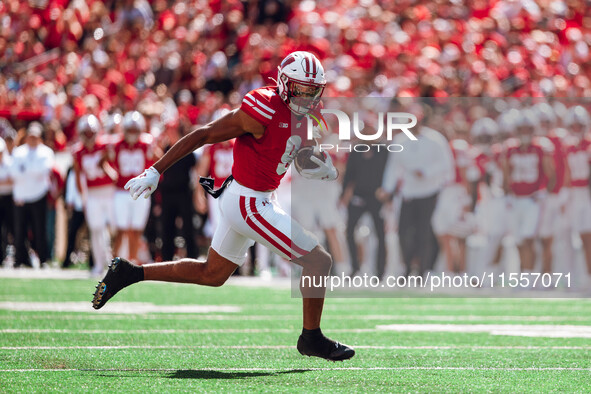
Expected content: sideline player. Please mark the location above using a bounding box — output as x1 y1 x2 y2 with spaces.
564 106 591 277
533 103 569 275
92 51 355 361
111 111 156 263
73 115 117 276
432 136 479 275
503 109 556 279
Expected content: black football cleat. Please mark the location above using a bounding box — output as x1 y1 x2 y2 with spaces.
92 257 140 310
297 334 355 361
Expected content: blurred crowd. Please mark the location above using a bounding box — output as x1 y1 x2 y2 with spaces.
2 0 591 134
1 0 591 285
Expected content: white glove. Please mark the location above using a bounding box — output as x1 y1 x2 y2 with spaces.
300 153 338 181
125 166 160 200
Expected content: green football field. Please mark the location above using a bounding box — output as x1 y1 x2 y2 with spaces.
1 274 590 392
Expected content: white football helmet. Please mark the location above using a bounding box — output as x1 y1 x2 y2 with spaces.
564 105 590 129
277 51 326 116
77 114 100 147
533 102 556 130
123 111 146 144
470 117 498 139
496 108 520 137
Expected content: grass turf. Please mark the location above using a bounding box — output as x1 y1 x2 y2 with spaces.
0 277 590 392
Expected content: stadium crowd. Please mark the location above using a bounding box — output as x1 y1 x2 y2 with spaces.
0 0 591 286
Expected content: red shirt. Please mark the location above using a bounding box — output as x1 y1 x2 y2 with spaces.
506 138 552 197
233 86 311 191
111 134 155 189
565 136 591 188
205 140 234 188
73 139 112 189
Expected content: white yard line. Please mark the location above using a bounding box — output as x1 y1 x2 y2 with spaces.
0 345 590 351
3 313 591 322
0 302 241 314
4 324 591 338
1 367 590 373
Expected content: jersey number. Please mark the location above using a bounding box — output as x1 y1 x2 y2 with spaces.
119 150 145 177
510 154 539 183
81 152 104 181
568 152 590 181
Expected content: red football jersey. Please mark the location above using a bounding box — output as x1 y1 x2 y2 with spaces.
547 130 567 193
205 140 234 188
73 138 113 189
506 138 552 197
565 136 591 188
233 86 312 191
111 134 155 189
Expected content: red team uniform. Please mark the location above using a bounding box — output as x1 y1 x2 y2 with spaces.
505 137 553 242
73 135 115 274
211 87 318 264
537 131 569 238
432 139 477 238
111 133 155 231
74 138 113 190
565 136 591 233
206 140 235 188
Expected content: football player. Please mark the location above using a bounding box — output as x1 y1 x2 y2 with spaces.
73 115 117 276
93 51 355 361
503 109 556 279
563 106 591 277
111 111 156 264
432 136 479 275
473 117 508 271
533 103 569 275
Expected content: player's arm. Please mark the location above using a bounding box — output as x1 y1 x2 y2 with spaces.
501 152 511 195
73 158 83 194
99 151 118 182
153 109 263 174
542 153 556 193
126 109 264 200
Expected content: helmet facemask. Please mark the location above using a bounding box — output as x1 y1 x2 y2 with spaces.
124 127 140 145
283 77 325 116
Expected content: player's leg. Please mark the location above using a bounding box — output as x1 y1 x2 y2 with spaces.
92 193 250 309
30 195 48 263
573 188 591 274
398 199 418 277
86 190 113 275
345 204 364 275
581 233 591 274
128 195 151 262
226 184 353 360
457 236 467 273
13 203 29 266
540 237 553 274
112 190 128 258
369 203 387 279
538 194 558 275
